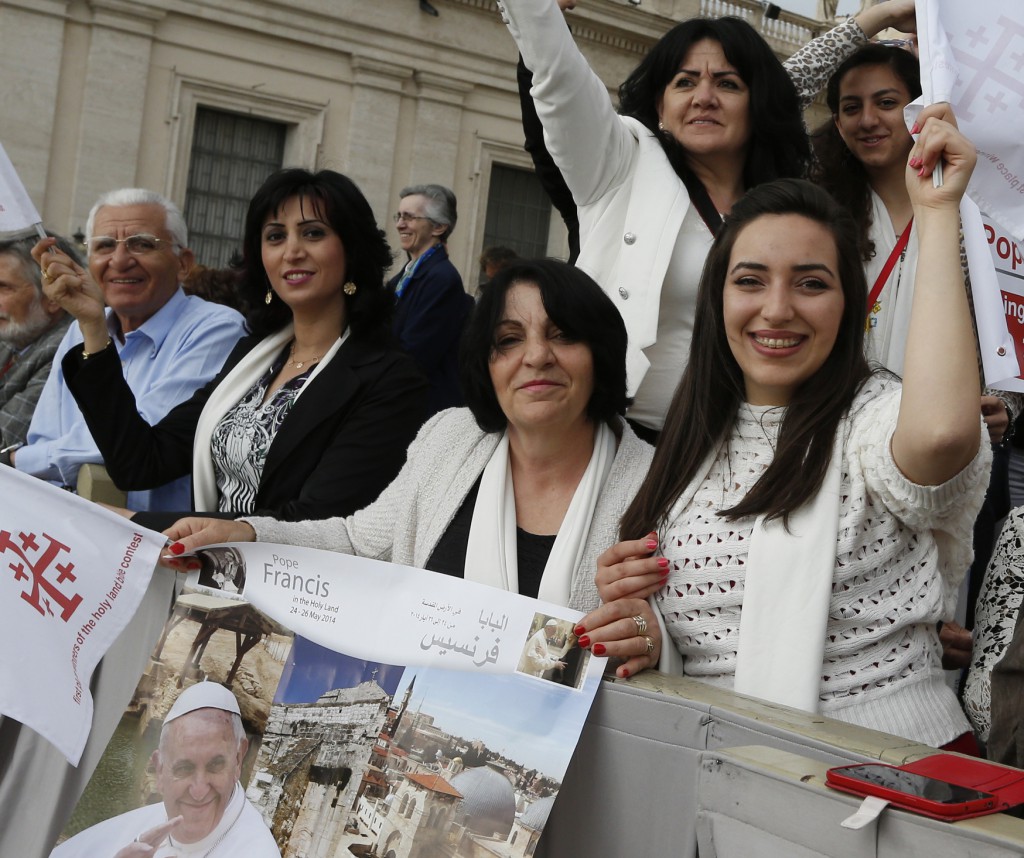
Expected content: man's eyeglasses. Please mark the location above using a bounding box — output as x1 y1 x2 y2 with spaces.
392 213 433 224
87 234 176 257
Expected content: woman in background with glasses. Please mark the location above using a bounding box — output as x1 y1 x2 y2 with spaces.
33 168 428 530
388 183 473 417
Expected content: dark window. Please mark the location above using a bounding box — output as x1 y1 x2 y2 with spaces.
481 163 552 266
184 107 286 267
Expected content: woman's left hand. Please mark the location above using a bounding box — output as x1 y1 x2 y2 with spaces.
907 107 976 207
163 517 256 555
576 597 660 679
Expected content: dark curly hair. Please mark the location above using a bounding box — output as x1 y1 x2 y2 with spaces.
238 169 394 341
618 16 810 191
810 45 921 261
460 259 630 434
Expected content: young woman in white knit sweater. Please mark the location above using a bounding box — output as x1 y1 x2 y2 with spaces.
578 111 989 751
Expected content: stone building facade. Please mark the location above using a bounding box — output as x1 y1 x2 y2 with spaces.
0 0 825 285
247 681 391 857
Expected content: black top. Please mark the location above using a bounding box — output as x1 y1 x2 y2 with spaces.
425 478 555 600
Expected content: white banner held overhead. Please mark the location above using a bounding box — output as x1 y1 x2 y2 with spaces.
917 0 1024 241
0 467 162 765
0 142 43 235
914 0 1024 389
974 208 1024 392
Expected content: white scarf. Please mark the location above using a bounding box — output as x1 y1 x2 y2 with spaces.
733 435 843 713
191 324 348 511
657 432 844 714
864 190 919 375
464 422 616 604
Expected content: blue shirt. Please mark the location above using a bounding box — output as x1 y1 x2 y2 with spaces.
17 288 245 512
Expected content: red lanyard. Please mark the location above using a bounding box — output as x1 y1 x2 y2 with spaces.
867 218 913 314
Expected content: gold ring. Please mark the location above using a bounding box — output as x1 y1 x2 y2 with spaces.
632 614 648 636
643 636 654 655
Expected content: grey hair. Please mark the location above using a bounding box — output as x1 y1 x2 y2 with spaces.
158 708 246 755
0 232 84 294
85 188 189 250
399 183 457 241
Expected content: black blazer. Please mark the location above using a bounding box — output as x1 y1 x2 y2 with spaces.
62 331 429 530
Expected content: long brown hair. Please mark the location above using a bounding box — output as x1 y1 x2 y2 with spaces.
619 179 871 538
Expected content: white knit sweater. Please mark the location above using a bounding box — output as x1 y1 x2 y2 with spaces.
245 408 653 612
657 374 991 747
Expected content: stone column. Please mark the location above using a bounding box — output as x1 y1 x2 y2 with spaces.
345 57 412 224
407 72 474 189
0 0 69 216
68 0 165 228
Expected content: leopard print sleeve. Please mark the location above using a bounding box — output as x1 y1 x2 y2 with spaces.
784 17 869 110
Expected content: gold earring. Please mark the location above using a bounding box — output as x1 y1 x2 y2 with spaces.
658 120 666 132
343 281 357 296
265 284 273 305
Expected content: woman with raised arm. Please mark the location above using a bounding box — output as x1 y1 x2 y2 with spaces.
34 169 428 530
498 0 915 438
812 43 1017 442
579 115 989 750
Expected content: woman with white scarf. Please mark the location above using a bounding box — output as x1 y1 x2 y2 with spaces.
580 118 990 751
37 169 428 530
165 259 653 610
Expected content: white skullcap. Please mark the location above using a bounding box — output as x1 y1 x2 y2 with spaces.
544 619 558 628
164 682 241 725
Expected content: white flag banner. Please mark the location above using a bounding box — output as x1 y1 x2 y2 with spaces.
0 467 162 765
917 0 1024 240
914 0 1024 389
0 142 43 235
968 204 1024 391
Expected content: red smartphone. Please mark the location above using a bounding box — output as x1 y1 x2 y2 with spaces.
826 763 998 818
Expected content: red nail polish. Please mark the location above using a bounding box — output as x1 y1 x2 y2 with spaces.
573 625 586 636
578 635 591 648
593 643 607 656
910 122 920 135
619 667 630 678
657 557 669 569
646 539 658 551
169 542 184 555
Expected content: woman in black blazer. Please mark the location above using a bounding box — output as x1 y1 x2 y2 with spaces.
54 169 428 529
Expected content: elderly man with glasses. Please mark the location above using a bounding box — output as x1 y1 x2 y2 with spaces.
389 183 472 416
12 188 245 512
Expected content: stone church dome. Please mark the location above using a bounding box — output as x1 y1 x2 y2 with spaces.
519 795 555 831
450 765 516 837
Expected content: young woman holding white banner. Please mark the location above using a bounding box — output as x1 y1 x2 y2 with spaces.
580 115 990 751
812 44 1018 443
813 44 1022 655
